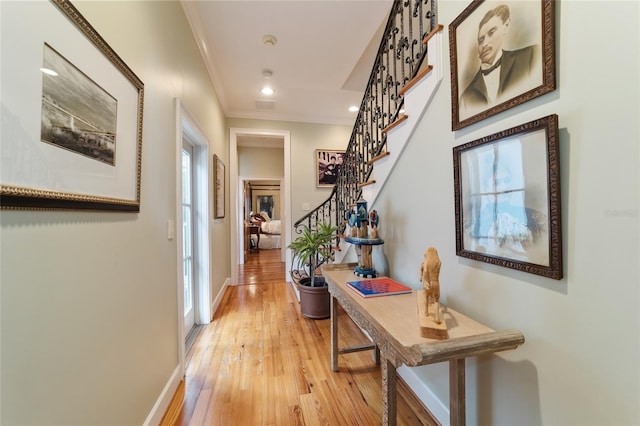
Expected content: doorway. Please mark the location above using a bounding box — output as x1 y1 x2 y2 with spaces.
229 128 292 284
176 99 211 371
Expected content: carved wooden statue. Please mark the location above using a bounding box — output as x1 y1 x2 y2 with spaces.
419 247 446 338
420 247 442 320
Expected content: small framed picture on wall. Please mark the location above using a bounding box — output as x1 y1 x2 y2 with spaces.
213 154 225 218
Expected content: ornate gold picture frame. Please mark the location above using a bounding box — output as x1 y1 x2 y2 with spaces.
1 0 144 211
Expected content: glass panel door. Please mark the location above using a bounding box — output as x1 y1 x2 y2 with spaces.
182 145 195 334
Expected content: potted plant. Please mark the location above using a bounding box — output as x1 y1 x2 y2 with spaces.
288 222 338 319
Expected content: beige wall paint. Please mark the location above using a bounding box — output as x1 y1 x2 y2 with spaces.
0 1 228 424
373 1 639 425
238 146 284 177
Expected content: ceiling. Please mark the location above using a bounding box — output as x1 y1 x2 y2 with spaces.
180 1 393 128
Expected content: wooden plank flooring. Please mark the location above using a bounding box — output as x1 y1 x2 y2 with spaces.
162 249 438 425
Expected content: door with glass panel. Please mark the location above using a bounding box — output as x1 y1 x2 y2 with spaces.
182 144 195 334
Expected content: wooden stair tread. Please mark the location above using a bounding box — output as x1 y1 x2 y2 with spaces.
399 65 433 96
422 24 444 45
396 24 442 97
382 114 408 134
368 151 390 164
359 180 376 188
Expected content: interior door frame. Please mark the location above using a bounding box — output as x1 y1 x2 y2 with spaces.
175 99 212 374
239 176 285 259
230 128 291 283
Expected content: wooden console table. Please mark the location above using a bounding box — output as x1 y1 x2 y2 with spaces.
322 265 525 426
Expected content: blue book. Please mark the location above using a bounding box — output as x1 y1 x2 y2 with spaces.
347 277 413 298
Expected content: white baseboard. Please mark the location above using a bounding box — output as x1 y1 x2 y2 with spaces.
145 277 232 425
143 365 182 426
210 277 231 318
397 365 449 426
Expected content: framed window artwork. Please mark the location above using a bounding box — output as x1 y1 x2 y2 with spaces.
213 154 225 219
453 114 562 279
0 0 144 211
449 0 555 130
316 149 345 188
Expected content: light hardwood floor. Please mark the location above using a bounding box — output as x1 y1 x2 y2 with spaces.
161 249 438 425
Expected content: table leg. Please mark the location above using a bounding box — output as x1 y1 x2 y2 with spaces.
381 356 397 426
449 358 466 426
330 296 339 372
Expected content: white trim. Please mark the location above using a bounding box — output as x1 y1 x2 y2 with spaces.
142 365 182 426
238 175 285 273
174 98 212 378
230 128 291 283
211 277 231 316
174 100 186 377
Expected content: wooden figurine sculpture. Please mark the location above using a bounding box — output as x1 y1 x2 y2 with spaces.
417 247 448 339
421 247 442 322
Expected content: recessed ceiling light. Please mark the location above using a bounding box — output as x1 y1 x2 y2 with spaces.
348 106 359 112
261 87 274 96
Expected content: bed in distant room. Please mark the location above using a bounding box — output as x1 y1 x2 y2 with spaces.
250 211 282 250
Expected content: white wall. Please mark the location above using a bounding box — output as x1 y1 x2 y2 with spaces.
373 1 639 425
0 1 228 424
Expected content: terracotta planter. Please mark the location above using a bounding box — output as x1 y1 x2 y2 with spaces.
297 276 330 319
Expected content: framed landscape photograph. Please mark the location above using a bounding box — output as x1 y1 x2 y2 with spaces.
449 0 555 130
213 154 225 219
0 0 144 211
316 149 345 188
453 114 562 279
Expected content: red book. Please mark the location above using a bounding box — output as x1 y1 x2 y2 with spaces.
347 277 413 298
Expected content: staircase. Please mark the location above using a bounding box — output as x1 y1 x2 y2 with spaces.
293 0 444 267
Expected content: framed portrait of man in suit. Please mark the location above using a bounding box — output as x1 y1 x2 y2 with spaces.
449 0 556 130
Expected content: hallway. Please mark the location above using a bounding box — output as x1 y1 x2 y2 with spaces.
163 249 435 425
